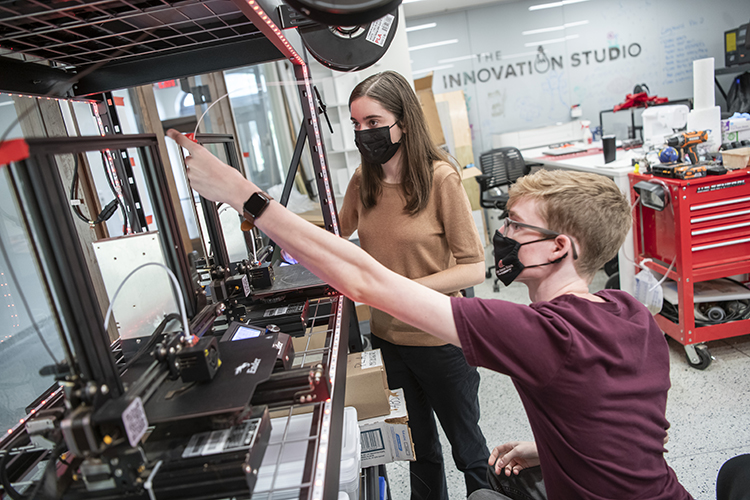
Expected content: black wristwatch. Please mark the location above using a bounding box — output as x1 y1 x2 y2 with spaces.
243 191 271 223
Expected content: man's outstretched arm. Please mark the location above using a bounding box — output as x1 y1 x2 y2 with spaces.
167 129 461 346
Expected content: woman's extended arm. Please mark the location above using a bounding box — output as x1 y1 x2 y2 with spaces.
167 129 462 345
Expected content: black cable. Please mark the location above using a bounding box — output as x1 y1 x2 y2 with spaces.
0 441 64 500
121 313 181 372
98 151 131 235
27 441 65 500
68 153 119 226
0 448 25 500
0 224 60 366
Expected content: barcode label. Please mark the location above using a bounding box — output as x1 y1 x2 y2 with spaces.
366 14 394 47
361 429 385 453
122 397 148 448
226 423 249 449
360 350 382 370
183 433 209 458
181 418 260 458
264 306 288 317
242 275 250 297
203 430 229 455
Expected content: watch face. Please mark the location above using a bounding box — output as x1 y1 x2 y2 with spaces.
244 192 269 218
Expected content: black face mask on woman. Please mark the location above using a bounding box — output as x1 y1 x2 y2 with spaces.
354 123 401 165
492 217 577 286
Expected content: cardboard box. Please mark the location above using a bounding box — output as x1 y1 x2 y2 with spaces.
291 324 328 360
721 118 750 144
344 350 391 420
414 73 446 148
461 165 482 211
722 147 750 170
358 388 415 468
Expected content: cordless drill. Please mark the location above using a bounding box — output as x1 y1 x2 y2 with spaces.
665 130 708 164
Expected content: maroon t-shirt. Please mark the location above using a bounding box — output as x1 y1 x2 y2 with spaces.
451 290 692 500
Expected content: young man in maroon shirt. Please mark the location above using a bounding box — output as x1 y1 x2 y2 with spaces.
168 130 692 500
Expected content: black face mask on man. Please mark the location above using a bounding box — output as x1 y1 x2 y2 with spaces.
492 216 579 286
493 231 567 286
354 123 401 165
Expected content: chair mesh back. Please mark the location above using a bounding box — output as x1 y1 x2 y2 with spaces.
478 147 528 190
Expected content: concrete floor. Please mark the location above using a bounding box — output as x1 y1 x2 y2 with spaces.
381 269 750 500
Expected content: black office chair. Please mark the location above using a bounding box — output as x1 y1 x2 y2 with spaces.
476 146 532 212
476 147 534 292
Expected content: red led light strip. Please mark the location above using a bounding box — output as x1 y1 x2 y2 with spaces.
235 0 305 65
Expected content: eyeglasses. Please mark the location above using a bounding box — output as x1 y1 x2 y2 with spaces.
502 216 579 260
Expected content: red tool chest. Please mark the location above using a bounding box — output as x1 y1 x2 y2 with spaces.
628 168 750 369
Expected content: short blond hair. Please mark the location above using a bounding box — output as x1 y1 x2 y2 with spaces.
507 169 631 279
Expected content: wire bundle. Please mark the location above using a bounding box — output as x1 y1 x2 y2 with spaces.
68 153 124 229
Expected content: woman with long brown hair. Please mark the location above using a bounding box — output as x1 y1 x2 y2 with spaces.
339 70 489 500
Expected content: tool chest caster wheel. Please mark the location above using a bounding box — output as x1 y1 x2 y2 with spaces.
685 344 712 370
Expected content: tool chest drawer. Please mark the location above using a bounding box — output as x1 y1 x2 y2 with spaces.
689 193 750 268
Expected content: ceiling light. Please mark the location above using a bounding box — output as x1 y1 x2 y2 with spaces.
529 0 590 11
408 39 459 51
522 20 588 35
406 22 437 32
524 34 578 47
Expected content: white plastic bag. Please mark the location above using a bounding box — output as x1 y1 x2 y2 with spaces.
633 268 664 315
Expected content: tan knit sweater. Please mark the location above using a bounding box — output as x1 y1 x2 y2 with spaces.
339 161 484 346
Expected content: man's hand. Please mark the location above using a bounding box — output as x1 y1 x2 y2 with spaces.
166 129 252 213
490 441 540 476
